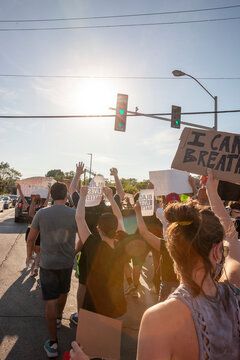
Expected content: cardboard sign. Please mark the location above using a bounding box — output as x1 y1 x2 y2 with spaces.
85 176 105 207
139 189 154 216
17 177 55 198
149 169 192 196
76 309 122 360
171 127 240 183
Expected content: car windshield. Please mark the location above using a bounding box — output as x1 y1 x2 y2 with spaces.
3 197 9 200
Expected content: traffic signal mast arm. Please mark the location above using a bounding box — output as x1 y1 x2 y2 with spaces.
110 107 213 130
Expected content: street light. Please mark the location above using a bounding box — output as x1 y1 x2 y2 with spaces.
87 153 93 181
172 70 218 130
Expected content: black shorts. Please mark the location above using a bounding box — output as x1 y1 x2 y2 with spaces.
40 267 73 300
25 227 41 246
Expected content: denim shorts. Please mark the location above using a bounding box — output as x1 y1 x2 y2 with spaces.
40 267 72 300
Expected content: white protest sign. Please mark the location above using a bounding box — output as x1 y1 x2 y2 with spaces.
149 169 192 196
85 175 105 207
17 177 55 198
139 189 154 216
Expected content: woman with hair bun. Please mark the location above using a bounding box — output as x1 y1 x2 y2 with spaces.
136 169 240 360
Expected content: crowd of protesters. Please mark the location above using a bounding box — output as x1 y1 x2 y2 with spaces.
19 163 240 359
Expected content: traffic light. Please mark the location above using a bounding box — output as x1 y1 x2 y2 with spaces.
171 105 181 129
114 93 128 132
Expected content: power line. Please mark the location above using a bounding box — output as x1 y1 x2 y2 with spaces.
0 109 239 119
0 74 240 80
0 16 240 31
0 5 239 23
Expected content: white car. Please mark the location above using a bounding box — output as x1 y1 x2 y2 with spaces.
0 197 4 212
2 196 12 209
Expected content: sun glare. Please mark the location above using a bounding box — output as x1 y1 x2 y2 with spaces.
70 79 116 115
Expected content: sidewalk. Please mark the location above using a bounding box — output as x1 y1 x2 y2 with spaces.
0 230 157 360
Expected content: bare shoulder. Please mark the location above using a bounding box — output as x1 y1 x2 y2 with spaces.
137 298 199 360
142 298 192 331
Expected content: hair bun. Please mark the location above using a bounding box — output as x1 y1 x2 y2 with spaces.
164 201 199 228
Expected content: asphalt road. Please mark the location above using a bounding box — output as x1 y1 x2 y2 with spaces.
0 209 157 360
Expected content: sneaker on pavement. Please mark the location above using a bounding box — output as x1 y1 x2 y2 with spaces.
30 270 37 277
125 283 135 295
56 318 62 329
44 339 58 358
70 312 78 326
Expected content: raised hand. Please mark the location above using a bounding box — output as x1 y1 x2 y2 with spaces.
110 167 118 177
206 168 219 193
76 162 86 176
70 341 89 360
103 186 113 199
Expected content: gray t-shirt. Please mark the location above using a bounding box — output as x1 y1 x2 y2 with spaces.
31 205 77 270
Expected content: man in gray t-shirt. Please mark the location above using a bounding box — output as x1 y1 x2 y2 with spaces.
26 182 80 358
31 204 77 270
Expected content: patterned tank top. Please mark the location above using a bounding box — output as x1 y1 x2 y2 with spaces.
168 283 240 360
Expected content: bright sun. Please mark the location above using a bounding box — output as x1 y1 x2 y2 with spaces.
70 79 116 115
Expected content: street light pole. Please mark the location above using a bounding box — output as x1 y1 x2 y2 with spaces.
87 153 93 181
172 70 218 130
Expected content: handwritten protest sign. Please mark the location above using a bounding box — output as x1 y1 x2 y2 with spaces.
17 177 55 198
149 169 192 196
76 309 122 360
85 175 105 207
171 127 240 183
139 189 154 216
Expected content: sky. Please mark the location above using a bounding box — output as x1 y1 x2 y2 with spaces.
0 0 239 181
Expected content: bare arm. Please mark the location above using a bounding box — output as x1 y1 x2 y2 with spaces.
17 183 29 209
135 201 160 251
75 233 83 253
103 186 125 232
29 195 38 219
43 186 51 207
110 168 125 202
206 169 240 285
206 169 239 248
75 186 91 245
69 162 86 196
26 228 39 263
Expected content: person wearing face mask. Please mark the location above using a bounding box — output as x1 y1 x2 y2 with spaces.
135 169 240 360
229 201 240 239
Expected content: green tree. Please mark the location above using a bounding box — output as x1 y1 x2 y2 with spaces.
45 169 65 181
0 162 22 194
64 171 75 179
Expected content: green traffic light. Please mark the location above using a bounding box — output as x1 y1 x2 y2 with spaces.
176 120 179 125
120 109 125 115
